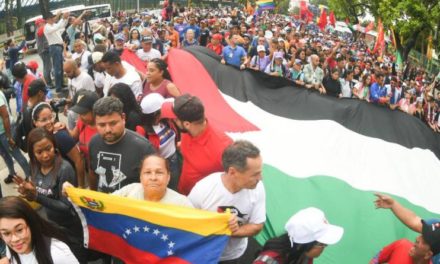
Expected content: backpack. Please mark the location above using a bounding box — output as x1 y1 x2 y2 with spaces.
253 250 281 264
13 107 32 153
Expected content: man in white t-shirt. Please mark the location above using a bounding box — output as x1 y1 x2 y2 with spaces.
101 50 142 97
63 59 95 129
188 140 266 263
71 39 91 72
136 36 161 63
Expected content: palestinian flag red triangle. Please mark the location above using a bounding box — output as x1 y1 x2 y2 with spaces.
167 47 440 263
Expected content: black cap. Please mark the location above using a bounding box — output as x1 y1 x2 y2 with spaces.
422 220 440 255
70 90 99 114
27 79 47 97
43 12 56 20
170 94 204 122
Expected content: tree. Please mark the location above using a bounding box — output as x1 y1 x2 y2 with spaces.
5 0 14 37
274 0 290 14
328 0 440 62
39 0 51 18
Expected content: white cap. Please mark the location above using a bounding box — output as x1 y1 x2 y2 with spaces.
140 93 165 114
91 52 104 64
285 207 344 246
257 45 266 52
264 30 273 39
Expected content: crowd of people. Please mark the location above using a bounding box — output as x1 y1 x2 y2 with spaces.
0 3 439 264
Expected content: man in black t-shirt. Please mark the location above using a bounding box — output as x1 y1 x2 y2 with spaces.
89 97 155 193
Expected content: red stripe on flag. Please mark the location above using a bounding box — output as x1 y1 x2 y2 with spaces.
87 226 190 264
167 48 259 133
121 48 148 73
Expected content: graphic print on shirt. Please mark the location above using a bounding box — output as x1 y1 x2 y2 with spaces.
95 151 127 191
217 206 248 225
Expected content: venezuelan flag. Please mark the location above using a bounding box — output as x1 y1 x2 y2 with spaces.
67 188 231 264
256 0 275 10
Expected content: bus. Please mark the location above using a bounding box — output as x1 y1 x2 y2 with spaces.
24 4 112 49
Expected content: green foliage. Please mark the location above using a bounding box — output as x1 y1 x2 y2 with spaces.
328 0 440 60
275 0 290 14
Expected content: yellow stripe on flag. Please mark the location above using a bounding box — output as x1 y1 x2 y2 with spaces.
67 187 231 236
256 0 273 5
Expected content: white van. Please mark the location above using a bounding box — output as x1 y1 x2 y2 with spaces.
24 4 112 49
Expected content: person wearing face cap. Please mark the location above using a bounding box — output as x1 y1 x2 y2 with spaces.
254 207 344 264
265 51 288 78
373 193 440 264
160 93 232 195
250 45 270 72
35 18 54 89
136 93 180 190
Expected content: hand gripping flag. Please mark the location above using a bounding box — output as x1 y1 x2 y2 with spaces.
67 188 230 264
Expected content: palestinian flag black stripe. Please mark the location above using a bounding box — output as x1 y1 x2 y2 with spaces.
167 47 440 263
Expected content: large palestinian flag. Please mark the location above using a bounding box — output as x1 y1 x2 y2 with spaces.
167 47 440 263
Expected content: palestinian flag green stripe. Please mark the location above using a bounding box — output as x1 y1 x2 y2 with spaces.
259 164 439 263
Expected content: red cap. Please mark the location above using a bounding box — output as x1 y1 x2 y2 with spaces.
35 18 45 25
160 100 177 119
212 34 223 41
27 60 39 71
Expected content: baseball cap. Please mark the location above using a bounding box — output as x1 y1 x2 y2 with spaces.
257 45 266 52
294 59 302 65
26 60 39 71
93 33 105 43
285 207 344 246
212 34 223 41
141 36 153 43
27 79 47 97
133 18 141 23
71 90 99 115
140 93 164 114
274 51 284 59
161 94 204 122
35 18 45 25
43 12 55 20
422 220 440 255
115 34 125 42
91 52 104 64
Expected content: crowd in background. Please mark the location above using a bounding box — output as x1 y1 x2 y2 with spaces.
0 3 439 264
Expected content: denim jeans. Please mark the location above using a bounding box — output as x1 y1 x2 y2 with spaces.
49 44 63 91
0 124 31 178
39 50 53 86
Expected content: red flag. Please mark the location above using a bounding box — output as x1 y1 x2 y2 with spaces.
373 19 384 56
120 49 147 73
306 10 314 23
318 9 327 31
300 1 308 20
365 21 374 33
329 11 336 27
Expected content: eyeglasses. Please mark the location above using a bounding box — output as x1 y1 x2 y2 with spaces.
314 242 328 248
0 224 29 242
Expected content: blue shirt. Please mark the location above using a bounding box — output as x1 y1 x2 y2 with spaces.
7 40 26 70
222 46 247 67
369 82 387 103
